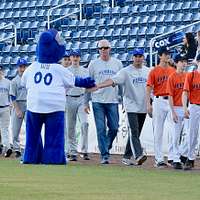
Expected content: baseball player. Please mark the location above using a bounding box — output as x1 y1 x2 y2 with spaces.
146 47 176 167
61 51 71 68
182 53 200 170
0 66 12 157
66 49 90 161
85 39 123 164
166 54 187 169
10 58 28 158
92 48 149 165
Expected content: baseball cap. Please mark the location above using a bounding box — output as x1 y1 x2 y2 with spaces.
132 48 144 56
98 39 111 48
16 58 27 67
157 46 170 56
63 50 71 57
196 53 200 61
174 54 187 63
71 49 81 57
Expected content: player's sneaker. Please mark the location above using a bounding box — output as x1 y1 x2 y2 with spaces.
15 151 21 158
173 162 183 170
180 155 187 165
184 159 194 170
69 155 77 161
154 161 168 168
122 158 134 166
136 155 147 165
100 158 109 164
4 149 12 158
83 153 90 160
167 160 173 167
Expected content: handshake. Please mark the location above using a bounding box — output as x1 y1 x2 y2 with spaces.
75 77 96 88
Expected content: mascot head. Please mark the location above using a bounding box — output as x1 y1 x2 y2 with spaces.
36 29 65 64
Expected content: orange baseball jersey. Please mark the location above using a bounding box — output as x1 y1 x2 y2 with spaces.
167 72 187 106
183 71 200 104
147 66 176 96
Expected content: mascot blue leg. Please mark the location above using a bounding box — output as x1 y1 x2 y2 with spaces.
23 111 43 164
42 111 66 165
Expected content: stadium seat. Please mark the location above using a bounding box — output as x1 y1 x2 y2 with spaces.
182 2 191 11
139 5 148 14
115 17 124 27
146 26 156 37
165 3 174 12
148 4 157 13
111 6 121 17
138 26 147 36
127 39 136 49
191 1 199 10
104 29 113 39
164 13 174 24
173 2 183 11
96 29 106 39
129 27 139 37
113 28 122 39
107 18 116 28
88 30 98 40
80 30 90 40
156 3 165 13
120 27 130 38
121 6 129 17
73 30 82 40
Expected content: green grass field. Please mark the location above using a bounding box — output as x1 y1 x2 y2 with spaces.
0 160 200 200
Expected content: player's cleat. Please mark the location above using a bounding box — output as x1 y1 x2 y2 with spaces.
122 158 134 166
100 158 109 164
167 160 173 167
136 155 147 165
83 153 90 160
180 155 187 165
173 162 183 170
15 151 21 158
69 155 77 161
154 161 168 168
184 159 194 170
4 149 12 158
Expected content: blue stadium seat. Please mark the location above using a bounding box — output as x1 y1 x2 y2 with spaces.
87 18 96 28
4 11 13 20
104 29 113 39
63 30 72 40
0 12 5 19
81 53 91 63
173 2 183 11
156 3 165 13
115 17 124 27
139 16 149 24
130 5 139 15
117 39 127 51
96 18 106 28
155 26 166 35
111 6 121 17
138 26 147 36
129 27 139 37
119 53 128 62
20 10 29 21
96 29 106 39
112 28 122 39
12 2 21 9
146 26 156 37
80 30 90 40
91 53 99 60
51 0 60 7
148 4 157 13
121 6 129 17
165 3 174 12
156 14 165 24
89 41 98 52
20 1 29 9
131 16 140 25
123 17 132 27
80 41 90 50
148 15 157 24
139 5 148 14
182 2 191 10
135 38 145 48
107 18 116 28
73 30 82 40
20 44 29 53
174 13 183 24
164 13 174 24
127 39 136 49
0 3 5 10
77 19 87 30
28 1 37 8
192 13 200 22
182 13 193 22
84 6 94 19
88 30 98 40
191 1 199 10
101 7 111 18
120 27 130 38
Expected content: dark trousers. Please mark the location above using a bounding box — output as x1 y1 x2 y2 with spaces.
123 113 146 159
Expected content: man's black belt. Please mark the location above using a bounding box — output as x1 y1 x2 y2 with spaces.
156 96 168 100
0 105 9 108
66 94 84 98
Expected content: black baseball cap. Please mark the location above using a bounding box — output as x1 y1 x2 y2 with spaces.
174 54 187 63
157 46 170 56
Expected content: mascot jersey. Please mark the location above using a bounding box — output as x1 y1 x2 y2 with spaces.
21 62 75 113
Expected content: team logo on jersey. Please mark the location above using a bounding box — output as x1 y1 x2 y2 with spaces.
175 83 184 89
132 77 147 84
157 75 168 84
0 88 8 93
99 69 116 76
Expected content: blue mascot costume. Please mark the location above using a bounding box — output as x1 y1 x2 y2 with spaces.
22 29 95 164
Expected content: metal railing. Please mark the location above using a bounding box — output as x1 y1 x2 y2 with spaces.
150 21 200 67
47 0 80 29
0 23 17 46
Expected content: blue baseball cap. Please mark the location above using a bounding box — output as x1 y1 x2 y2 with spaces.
174 54 187 63
63 50 71 57
16 58 27 67
71 49 81 57
132 48 144 56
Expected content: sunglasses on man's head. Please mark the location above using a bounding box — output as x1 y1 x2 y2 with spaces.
99 46 110 50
